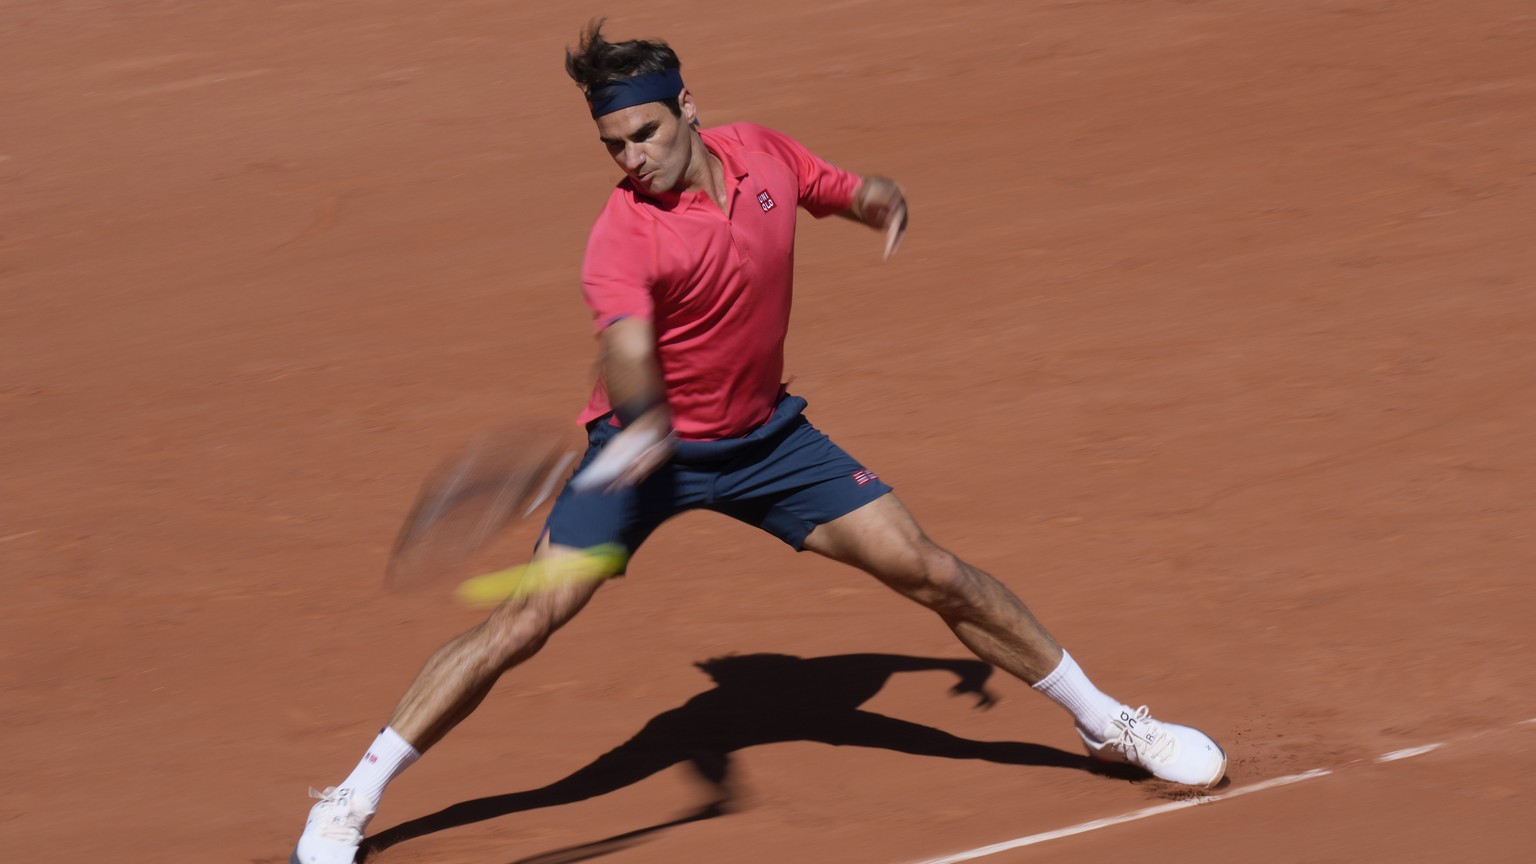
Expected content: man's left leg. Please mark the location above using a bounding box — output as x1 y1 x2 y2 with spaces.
805 494 1064 683
801 494 1226 787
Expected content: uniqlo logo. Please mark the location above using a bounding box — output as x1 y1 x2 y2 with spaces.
852 469 877 486
757 190 776 212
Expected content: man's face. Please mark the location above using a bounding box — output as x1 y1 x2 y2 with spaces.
595 93 697 196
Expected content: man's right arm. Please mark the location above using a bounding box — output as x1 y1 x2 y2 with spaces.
569 317 676 492
599 317 667 425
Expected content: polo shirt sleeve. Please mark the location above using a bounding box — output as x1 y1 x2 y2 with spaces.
736 123 861 219
581 192 657 333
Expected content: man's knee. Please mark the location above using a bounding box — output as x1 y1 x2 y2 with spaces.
895 545 982 615
474 593 573 670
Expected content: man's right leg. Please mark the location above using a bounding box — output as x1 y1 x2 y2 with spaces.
291 540 606 864
388 541 605 751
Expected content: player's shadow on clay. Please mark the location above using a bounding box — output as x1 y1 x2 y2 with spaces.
362 652 1123 863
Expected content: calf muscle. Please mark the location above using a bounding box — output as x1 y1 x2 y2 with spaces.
804 495 1064 684
386 549 603 751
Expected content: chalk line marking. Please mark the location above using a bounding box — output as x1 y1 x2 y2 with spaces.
908 717 1536 864
912 770 1330 864
1378 742 1443 762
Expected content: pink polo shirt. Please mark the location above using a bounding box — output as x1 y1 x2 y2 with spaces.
578 122 861 440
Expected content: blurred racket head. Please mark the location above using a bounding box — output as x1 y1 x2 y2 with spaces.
386 425 579 591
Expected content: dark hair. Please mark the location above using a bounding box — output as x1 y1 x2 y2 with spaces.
564 19 683 117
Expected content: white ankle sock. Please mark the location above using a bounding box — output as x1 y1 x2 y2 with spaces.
339 727 421 805
1031 650 1123 738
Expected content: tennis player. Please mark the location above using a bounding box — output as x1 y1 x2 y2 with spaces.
292 22 1225 864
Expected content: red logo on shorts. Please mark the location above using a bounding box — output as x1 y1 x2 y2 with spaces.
758 190 776 212
852 469 877 486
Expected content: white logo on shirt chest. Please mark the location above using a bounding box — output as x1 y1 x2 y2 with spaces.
757 189 776 212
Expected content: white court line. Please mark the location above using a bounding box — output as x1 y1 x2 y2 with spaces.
911 770 1331 864
1378 743 1443 762
908 717 1536 864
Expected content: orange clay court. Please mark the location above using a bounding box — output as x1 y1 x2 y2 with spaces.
2 1 1533 862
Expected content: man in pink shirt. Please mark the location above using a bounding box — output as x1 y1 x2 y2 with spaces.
292 23 1225 864
577 116 864 441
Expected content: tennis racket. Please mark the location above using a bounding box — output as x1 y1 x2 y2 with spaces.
385 425 579 592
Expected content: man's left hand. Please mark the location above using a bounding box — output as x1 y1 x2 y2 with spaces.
852 176 908 260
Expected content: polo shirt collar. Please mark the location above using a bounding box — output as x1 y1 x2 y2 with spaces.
706 128 752 181
642 128 750 212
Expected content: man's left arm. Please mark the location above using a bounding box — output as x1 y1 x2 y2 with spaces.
739 124 907 259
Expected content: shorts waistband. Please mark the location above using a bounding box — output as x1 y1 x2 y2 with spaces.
589 395 810 464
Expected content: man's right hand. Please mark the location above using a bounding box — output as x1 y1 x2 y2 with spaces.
575 317 676 492
569 409 676 493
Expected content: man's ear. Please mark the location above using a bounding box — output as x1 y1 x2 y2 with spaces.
679 87 701 129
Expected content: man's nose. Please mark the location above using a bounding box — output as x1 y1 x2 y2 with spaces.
621 145 645 171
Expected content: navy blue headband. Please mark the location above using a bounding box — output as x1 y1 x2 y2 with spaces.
586 68 685 118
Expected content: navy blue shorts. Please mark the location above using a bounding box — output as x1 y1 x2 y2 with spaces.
544 395 892 560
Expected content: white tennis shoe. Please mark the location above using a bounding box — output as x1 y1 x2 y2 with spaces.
1078 705 1227 788
290 786 375 864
